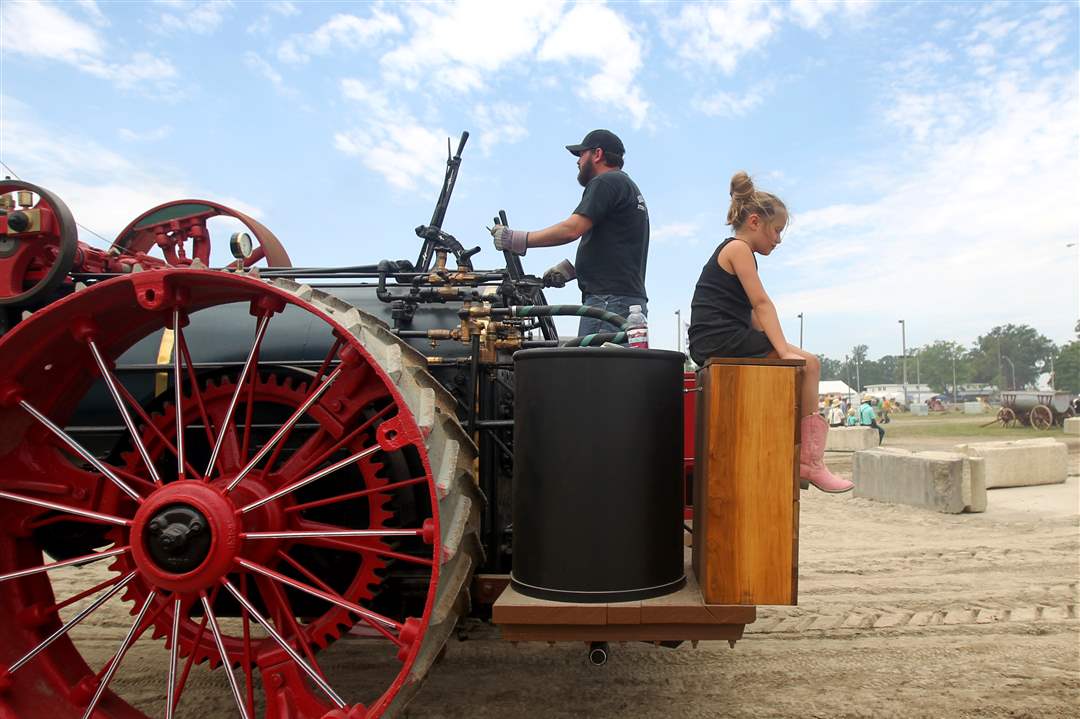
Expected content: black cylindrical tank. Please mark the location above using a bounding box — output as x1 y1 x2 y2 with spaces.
511 346 686 603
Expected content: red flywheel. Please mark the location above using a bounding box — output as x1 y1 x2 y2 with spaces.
0 269 481 718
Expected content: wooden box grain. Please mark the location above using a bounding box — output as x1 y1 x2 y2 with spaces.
692 358 802 605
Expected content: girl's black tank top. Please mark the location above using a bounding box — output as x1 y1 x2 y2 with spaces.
687 238 757 363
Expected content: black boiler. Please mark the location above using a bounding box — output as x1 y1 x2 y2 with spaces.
510 347 686 603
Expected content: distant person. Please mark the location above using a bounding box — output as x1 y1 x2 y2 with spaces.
860 395 885 444
489 129 649 336
827 400 844 427
881 398 892 424
688 171 852 493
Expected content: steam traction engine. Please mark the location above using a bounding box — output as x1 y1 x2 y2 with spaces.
0 135 790 718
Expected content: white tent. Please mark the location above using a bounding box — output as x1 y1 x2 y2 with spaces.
818 380 857 399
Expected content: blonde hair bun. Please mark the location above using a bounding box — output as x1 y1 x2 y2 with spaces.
729 171 755 200
726 170 787 229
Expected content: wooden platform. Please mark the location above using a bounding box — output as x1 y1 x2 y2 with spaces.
492 560 756 642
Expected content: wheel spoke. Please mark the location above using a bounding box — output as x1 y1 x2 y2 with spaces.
243 528 422 540
178 327 216 446
252 574 328 685
205 313 271 480
284 476 427 515
5 571 135 675
239 444 380 514
312 336 343 386
165 597 181 719
200 592 252 719
288 521 435 568
226 367 343 493
114 381 200 478
173 310 186 479
282 401 394 480
81 590 157 719
0 490 130 526
172 589 218 714
18 399 142 502
87 339 163 486
0 546 127 583
239 575 256 716
220 577 347 709
236 557 403 639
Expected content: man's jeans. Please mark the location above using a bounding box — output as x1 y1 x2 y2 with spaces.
578 294 648 337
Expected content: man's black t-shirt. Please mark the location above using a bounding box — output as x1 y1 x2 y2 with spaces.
572 170 649 299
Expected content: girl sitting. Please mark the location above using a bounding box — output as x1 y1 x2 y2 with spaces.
688 172 853 493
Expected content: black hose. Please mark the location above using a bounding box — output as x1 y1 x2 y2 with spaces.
562 332 628 347
501 302 630 330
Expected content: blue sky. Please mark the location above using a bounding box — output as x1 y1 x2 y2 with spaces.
1 0 1077 358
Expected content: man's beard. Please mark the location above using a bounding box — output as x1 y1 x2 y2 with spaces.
577 161 596 187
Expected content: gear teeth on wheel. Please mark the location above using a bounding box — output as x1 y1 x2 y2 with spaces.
271 279 486 719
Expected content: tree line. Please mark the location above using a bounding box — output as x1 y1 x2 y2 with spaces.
820 322 1080 395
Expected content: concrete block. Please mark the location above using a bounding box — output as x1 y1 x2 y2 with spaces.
853 448 986 514
825 426 878 452
953 438 1067 488
964 402 986 415
1065 417 1080 435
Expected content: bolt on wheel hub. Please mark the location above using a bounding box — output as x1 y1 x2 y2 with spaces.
144 504 210 574
129 481 240 593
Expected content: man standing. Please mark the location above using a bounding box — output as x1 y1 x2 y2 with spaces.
489 129 650 336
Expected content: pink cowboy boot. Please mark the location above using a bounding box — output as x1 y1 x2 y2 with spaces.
800 414 854 493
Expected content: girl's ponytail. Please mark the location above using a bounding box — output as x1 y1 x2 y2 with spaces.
726 171 787 230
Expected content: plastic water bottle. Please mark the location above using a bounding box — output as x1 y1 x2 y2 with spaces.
626 305 649 349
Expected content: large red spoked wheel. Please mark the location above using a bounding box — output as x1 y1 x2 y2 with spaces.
0 180 78 307
0 270 480 718
111 201 292 269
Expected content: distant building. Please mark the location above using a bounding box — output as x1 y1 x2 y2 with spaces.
864 383 935 406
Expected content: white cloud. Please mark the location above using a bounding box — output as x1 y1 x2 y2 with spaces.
664 0 783 75
0 1 176 93
278 10 403 64
118 125 173 142
693 86 769 118
334 79 449 192
75 0 109 26
538 2 649 127
243 51 295 97
652 222 702 245
381 1 564 92
1 97 266 254
789 0 870 32
470 104 529 155
157 0 233 36
269 0 299 17
775 72 1079 341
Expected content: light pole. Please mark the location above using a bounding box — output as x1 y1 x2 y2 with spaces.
674 309 682 354
952 351 958 404
898 319 908 405
797 313 804 348
854 352 861 393
844 354 852 405
916 351 921 393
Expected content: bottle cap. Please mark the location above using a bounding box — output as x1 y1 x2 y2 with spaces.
629 305 641 313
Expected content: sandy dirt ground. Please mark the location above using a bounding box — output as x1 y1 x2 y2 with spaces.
46 428 1080 718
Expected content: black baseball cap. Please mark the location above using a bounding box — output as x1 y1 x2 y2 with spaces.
566 129 625 157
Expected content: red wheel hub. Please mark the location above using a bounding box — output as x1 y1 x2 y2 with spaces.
129 482 240 593
0 270 443 718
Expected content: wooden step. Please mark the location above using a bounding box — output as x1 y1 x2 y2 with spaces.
492 558 756 642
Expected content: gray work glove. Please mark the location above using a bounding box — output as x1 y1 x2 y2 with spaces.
489 225 528 255
543 258 576 288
